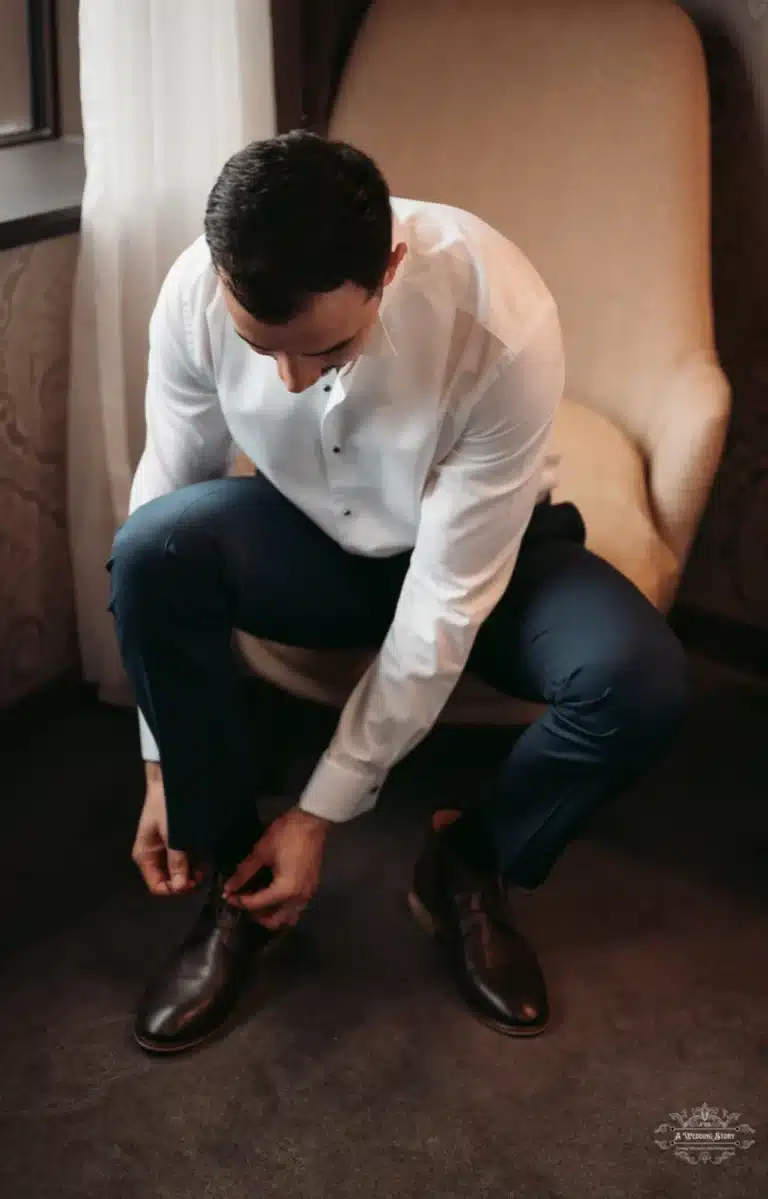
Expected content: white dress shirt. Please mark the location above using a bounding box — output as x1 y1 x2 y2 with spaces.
131 197 565 823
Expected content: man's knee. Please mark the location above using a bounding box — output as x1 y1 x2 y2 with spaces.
108 491 200 619
556 618 688 756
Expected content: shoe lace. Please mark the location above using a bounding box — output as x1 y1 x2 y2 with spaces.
456 878 514 958
205 874 242 936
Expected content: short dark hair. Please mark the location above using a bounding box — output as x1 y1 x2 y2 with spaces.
204 131 392 324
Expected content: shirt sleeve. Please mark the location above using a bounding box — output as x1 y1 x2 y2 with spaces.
298 301 566 822
132 264 233 761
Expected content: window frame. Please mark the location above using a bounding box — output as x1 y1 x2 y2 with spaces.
1 0 60 149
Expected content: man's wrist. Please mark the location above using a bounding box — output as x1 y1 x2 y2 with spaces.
291 806 332 836
145 760 163 788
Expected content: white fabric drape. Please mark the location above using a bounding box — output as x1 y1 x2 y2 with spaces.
68 0 275 703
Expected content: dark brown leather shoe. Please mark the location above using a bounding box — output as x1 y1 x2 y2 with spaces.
408 828 549 1036
134 874 283 1054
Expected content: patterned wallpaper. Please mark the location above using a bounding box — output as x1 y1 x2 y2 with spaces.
0 235 79 707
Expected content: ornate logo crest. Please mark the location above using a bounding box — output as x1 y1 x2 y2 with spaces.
654 1103 756 1164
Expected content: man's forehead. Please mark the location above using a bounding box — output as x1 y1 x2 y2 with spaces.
222 280 371 355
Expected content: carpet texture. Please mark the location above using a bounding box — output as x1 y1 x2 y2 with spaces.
0 662 766 1198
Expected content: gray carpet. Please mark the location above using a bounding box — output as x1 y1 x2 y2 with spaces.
0 661 766 1198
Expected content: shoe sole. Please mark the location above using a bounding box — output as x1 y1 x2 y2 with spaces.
134 1026 220 1056
132 927 289 1056
406 890 549 1038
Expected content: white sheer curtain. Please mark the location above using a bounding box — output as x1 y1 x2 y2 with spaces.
68 0 275 703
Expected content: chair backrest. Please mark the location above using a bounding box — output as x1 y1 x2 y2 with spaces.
330 0 715 459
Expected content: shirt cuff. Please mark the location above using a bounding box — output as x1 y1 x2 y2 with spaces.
139 709 161 762
298 753 386 823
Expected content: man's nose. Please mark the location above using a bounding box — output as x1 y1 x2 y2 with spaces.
276 355 322 394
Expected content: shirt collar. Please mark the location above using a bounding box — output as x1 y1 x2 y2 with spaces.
359 208 405 361
361 308 398 360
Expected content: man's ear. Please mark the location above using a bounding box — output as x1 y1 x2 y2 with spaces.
382 242 407 288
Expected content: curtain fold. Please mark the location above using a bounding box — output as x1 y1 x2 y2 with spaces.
68 0 275 703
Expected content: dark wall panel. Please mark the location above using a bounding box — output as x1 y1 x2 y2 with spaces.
271 0 373 133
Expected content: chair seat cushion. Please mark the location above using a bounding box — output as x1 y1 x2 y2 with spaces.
235 398 678 722
550 398 678 608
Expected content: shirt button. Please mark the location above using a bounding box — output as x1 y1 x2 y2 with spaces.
324 384 332 392
343 509 352 517
332 446 341 454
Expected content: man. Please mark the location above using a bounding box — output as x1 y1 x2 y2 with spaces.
109 132 686 1054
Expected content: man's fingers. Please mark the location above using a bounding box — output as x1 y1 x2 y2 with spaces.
167 849 191 893
133 845 201 896
223 845 268 897
257 901 305 930
229 878 295 913
134 849 172 896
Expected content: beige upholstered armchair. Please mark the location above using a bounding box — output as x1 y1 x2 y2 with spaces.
236 0 731 725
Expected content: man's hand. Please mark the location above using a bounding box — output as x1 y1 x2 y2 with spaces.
223 807 330 929
132 763 203 896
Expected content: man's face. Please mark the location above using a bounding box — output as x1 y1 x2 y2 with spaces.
220 243 406 394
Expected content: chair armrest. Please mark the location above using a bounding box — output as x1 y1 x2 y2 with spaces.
647 349 731 567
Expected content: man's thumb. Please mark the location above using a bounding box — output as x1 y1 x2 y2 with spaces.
167 850 190 892
224 844 266 895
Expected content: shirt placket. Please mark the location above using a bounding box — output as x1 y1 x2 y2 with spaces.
320 368 358 523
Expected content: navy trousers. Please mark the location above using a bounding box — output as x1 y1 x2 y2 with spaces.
108 474 687 887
